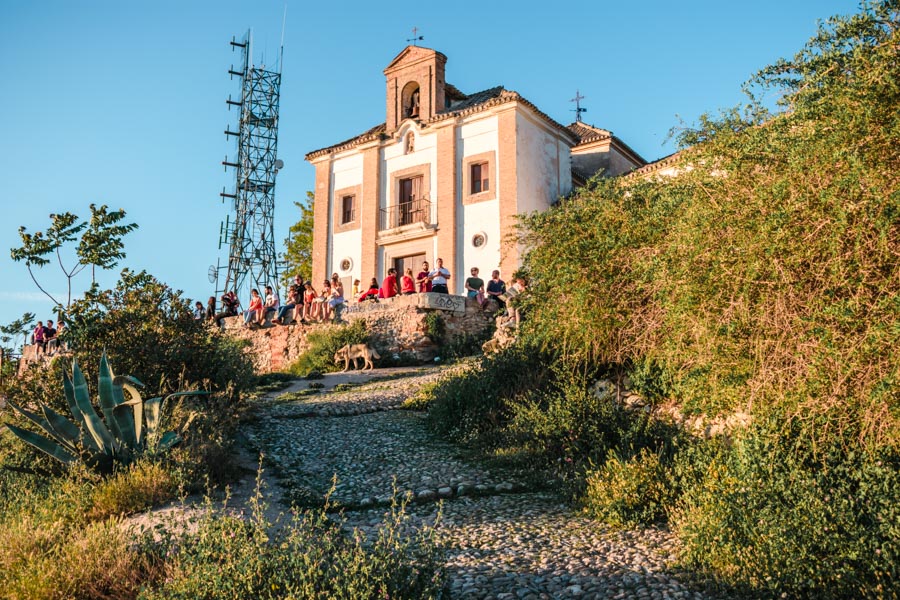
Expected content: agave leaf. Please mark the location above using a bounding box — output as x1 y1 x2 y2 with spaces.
111 376 138 448
62 368 86 428
62 369 100 452
156 431 181 452
163 391 210 403
144 397 162 440
5 424 78 465
117 378 144 445
72 359 117 454
39 405 81 453
98 352 124 442
5 400 79 455
6 399 53 436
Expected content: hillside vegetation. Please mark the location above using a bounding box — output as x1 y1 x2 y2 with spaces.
423 3 900 597
520 2 899 441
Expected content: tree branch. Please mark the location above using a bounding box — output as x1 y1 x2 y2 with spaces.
26 265 61 307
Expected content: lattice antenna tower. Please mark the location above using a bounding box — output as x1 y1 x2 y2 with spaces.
215 29 284 301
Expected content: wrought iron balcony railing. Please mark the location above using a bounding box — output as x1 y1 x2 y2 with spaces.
379 198 431 231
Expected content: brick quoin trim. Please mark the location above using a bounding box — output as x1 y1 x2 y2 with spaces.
436 123 458 293
312 159 332 286
360 146 381 283
497 109 518 281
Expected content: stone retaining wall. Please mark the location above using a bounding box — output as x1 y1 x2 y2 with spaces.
225 293 495 373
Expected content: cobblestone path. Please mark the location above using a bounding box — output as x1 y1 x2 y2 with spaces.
245 367 713 600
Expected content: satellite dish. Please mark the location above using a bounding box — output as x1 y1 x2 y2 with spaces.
208 265 218 284
274 159 284 170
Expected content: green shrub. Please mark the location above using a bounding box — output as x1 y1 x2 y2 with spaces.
0 515 161 600
441 332 492 360
508 379 680 491
424 342 553 444
288 321 369 376
141 493 443 600
672 419 900 598
63 270 254 401
87 461 177 521
583 449 672 527
423 312 445 343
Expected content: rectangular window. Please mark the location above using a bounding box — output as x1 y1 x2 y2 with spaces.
341 195 355 224
471 162 489 194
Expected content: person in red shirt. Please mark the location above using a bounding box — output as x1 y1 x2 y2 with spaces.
380 268 399 298
302 282 317 321
401 268 416 295
358 278 379 302
243 289 263 327
416 261 432 293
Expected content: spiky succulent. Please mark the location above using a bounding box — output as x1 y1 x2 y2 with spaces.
4 352 206 475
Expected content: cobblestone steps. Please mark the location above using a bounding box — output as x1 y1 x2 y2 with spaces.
244 367 719 599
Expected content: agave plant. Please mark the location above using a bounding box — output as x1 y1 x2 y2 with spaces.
4 352 206 475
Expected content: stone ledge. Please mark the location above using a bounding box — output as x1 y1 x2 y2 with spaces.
346 292 467 316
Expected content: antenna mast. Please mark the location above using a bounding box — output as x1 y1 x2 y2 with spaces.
216 29 284 302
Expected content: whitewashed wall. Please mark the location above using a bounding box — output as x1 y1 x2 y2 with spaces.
328 152 364 283
515 110 572 215
457 114 501 285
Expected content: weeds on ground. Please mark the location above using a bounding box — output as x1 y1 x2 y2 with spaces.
141 478 445 600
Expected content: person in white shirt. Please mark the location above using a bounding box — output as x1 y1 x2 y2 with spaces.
263 285 279 324
428 258 452 294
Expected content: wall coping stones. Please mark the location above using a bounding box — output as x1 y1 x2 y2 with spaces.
345 292 468 316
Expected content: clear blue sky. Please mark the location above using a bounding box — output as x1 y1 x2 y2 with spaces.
0 0 860 334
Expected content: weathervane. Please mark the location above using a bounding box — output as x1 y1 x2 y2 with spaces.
570 90 587 122
407 27 424 46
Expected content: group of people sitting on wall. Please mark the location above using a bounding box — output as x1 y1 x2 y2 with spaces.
194 256 527 330
31 319 65 356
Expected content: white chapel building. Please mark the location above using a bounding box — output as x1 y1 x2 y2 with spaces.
305 45 645 293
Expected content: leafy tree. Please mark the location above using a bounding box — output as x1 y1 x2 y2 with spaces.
10 204 138 308
64 269 253 397
0 312 35 381
281 191 314 288
0 313 36 354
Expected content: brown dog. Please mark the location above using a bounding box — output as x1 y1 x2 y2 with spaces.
333 344 381 372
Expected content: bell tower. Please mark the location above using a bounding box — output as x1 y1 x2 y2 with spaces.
384 46 447 133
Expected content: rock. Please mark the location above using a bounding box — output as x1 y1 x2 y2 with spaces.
416 489 437 502
438 486 454 498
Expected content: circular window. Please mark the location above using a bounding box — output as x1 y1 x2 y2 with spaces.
339 257 352 272
472 232 487 248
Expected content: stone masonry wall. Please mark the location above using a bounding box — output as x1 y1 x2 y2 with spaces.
225 293 495 374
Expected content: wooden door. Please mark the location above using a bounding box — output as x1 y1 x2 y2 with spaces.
394 253 425 292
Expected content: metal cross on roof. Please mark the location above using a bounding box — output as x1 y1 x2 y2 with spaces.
570 90 587 122
407 27 424 46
